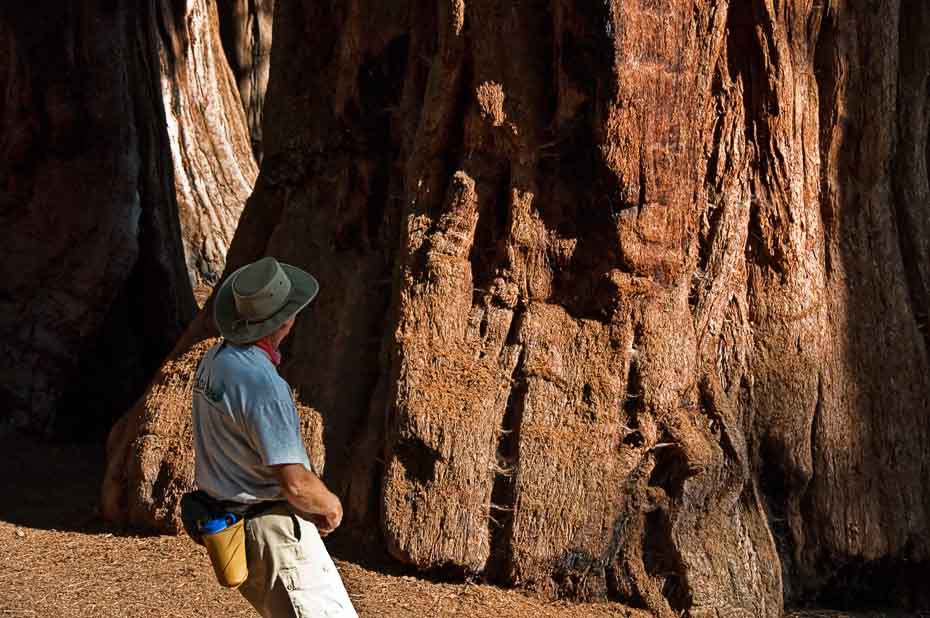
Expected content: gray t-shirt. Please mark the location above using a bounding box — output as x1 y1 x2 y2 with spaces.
192 341 311 503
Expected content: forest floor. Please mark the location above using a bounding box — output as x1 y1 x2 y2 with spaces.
0 434 925 618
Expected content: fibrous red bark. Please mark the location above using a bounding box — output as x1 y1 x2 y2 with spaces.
104 0 930 614
160 0 258 289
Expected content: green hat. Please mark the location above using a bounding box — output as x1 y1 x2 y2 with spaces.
213 256 319 344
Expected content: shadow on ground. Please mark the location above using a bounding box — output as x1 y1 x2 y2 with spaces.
0 431 108 532
3 430 927 618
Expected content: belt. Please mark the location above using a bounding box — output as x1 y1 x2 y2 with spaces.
217 499 287 519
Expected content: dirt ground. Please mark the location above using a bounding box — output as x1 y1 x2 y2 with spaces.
0 434 925 618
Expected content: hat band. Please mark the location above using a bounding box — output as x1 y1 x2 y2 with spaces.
231 299 293 333
234 290 288 321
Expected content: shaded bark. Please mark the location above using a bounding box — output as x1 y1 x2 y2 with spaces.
794 0 930 606
104 0 930 614
218 0 275 161
0 2 196 436
0 0 258 437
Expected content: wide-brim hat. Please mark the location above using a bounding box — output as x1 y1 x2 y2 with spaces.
214 256 319 345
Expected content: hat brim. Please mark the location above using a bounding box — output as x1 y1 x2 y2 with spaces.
213 262 319 345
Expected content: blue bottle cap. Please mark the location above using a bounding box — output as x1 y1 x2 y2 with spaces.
199 516 229 534
199 513 240 534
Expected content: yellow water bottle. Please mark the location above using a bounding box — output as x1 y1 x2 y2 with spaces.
200 513 248 588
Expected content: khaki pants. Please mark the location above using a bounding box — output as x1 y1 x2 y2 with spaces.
238 504 357 618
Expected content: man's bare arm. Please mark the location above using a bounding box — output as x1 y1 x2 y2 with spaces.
273 464 343 535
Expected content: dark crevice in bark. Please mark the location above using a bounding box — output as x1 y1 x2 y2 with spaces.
544 0 628 309
358 34 410 151
547 118 626 320
248 0 262 66
341 348 391 528
647 439 688 503
155 0 190 67
425 26 471 232
699 194 725 273
725 0 764 153
576 0 628 217
762 373 821 601
485 338 525 583
733 0 802 278
541 99 596 222
698 57 731 297
352 34 410 251
791 370 823 597
365 155 391 249
643 421 694 612
603 513 639 606
746 196 782 272
727 0 785 276
642 507 690 613
469 162 511 297
603 459 656 609
890 0 930 354
392 436 441 486
696 376 742 472
759 437 796 587
691 192 726 311
550 556 604 601
814 8 838 278
621 325 645 448
703 64 729 192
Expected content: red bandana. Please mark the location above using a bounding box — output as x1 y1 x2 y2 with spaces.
254 339 282 366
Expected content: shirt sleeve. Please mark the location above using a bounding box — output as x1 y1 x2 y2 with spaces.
244 398 311 468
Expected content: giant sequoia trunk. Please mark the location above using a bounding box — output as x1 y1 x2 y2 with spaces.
0 2 197 436
104 0 930 615
159 0 259 289
0 0 260 436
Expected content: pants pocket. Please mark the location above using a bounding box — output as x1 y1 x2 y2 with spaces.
279 562 352 618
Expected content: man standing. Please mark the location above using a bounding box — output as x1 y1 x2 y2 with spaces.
192 256 358 617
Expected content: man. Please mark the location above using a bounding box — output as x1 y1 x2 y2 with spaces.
192 256 357 618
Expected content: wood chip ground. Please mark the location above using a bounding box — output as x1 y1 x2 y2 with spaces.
0 435 924 617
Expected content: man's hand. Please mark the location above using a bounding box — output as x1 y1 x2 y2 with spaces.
273 464 343 536
308 506 342 537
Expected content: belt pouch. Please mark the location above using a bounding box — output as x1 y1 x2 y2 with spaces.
201 515 249 588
